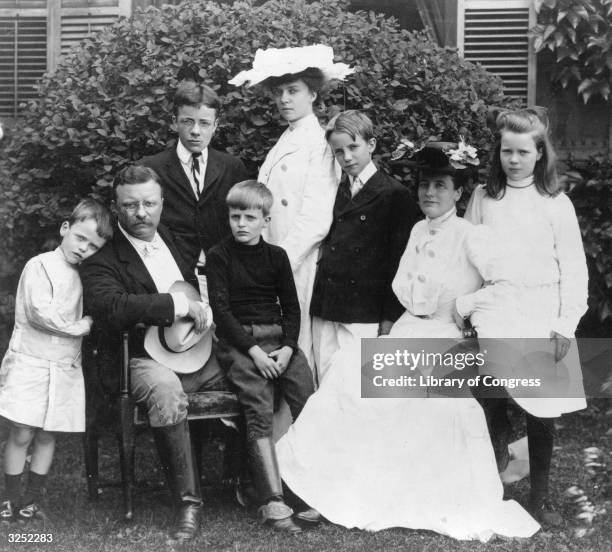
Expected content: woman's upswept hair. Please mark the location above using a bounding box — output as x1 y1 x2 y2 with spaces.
262 67 326 97
487 107 559 199
226 180 273 217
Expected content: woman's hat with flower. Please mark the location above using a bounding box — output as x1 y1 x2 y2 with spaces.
228 44 354 87
392 139 480 175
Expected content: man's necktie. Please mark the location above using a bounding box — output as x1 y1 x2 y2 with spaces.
191 152 201 197
350 177 361 198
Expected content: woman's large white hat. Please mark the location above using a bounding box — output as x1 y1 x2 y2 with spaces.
229 44 354 87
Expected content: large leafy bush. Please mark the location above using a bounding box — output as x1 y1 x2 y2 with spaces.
0 0 507 276
0 0 516 345
562 158 612 334
531 0 612 102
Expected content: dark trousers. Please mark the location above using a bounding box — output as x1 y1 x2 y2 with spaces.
217 324 314 441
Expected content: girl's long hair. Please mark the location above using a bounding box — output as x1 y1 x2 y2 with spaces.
487 107 559 198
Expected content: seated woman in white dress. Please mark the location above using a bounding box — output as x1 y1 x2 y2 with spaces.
275 143 540 541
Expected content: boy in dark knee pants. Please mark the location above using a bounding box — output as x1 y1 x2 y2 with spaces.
206 180 314 533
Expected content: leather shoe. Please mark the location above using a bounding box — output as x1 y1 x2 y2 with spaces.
295 508 322 525
18 502 47 522
171 502 201 542
528 498 563 527
1 500 15 522
258 500 302 533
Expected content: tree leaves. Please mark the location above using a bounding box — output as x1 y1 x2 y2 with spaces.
531 0 612 102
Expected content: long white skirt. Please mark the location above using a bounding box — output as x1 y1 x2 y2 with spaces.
276 336 540 541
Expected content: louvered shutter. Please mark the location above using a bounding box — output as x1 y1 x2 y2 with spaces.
0 1 47 117
57 0 130 59
457 0 536 105
0 0 130 118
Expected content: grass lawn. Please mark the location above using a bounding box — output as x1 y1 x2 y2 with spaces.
0 400 610 552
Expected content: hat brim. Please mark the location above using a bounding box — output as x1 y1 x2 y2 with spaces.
143 280 212 374
229 63 354 88
393 142 478 174
144 325 212 374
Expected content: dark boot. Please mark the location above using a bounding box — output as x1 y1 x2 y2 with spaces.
223 426 256 508
247 437 301 533
527 415 562 527
151 420 202 542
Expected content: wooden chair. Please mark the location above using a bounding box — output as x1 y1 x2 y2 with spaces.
83 329 241 520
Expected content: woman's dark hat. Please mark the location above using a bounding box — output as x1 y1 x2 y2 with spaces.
391 140 480 174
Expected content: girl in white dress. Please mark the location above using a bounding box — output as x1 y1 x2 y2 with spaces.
461 108 589 525
276 144 540 541
0 200 112 522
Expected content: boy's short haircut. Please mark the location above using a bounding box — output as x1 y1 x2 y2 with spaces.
113 165 162 200
226 180 273 217
69 198 113 241
325 110 375 142
173 80 221 117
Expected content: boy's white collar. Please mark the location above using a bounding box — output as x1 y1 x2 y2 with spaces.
176 140 208 164
350 161 377 186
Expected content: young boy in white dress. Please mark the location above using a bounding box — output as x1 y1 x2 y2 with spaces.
0 199 112 522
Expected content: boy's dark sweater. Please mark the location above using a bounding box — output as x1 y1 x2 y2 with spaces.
206 236 300 354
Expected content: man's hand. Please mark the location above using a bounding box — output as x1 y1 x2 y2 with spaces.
187 300 208 333
268 346 293 375
378 319 394 336
551 331 570 362
249 345 282 379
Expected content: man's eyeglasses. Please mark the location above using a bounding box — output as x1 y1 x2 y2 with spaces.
119 200 160 214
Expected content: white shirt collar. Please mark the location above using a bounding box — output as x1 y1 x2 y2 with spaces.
426 206 457 228
506 175 534 188
351 161 377 186
176 140 208 166
288 112 318 131
118 223 161 253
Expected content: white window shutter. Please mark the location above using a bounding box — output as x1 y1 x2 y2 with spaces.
457 0 536 105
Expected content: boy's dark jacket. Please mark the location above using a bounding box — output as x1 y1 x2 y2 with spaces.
141 147 249 270
310 170 417 323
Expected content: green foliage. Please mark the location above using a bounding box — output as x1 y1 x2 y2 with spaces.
0 0 509 285
562 157 612 329
531 0 612 102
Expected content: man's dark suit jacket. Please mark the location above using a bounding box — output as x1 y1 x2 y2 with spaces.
80 223 197 392
310 170 418 324
141 147 249 270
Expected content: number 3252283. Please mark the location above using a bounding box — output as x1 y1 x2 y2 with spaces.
8 533 53 543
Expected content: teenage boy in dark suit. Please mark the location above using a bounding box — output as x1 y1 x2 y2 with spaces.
141 81 249 275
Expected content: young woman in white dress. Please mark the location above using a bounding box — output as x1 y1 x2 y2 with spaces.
461 108 588 525
230 45 352 371
276 144 540 541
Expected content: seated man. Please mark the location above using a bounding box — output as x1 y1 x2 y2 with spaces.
80 165 223 543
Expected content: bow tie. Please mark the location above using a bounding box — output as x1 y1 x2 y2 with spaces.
140 240 161 258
